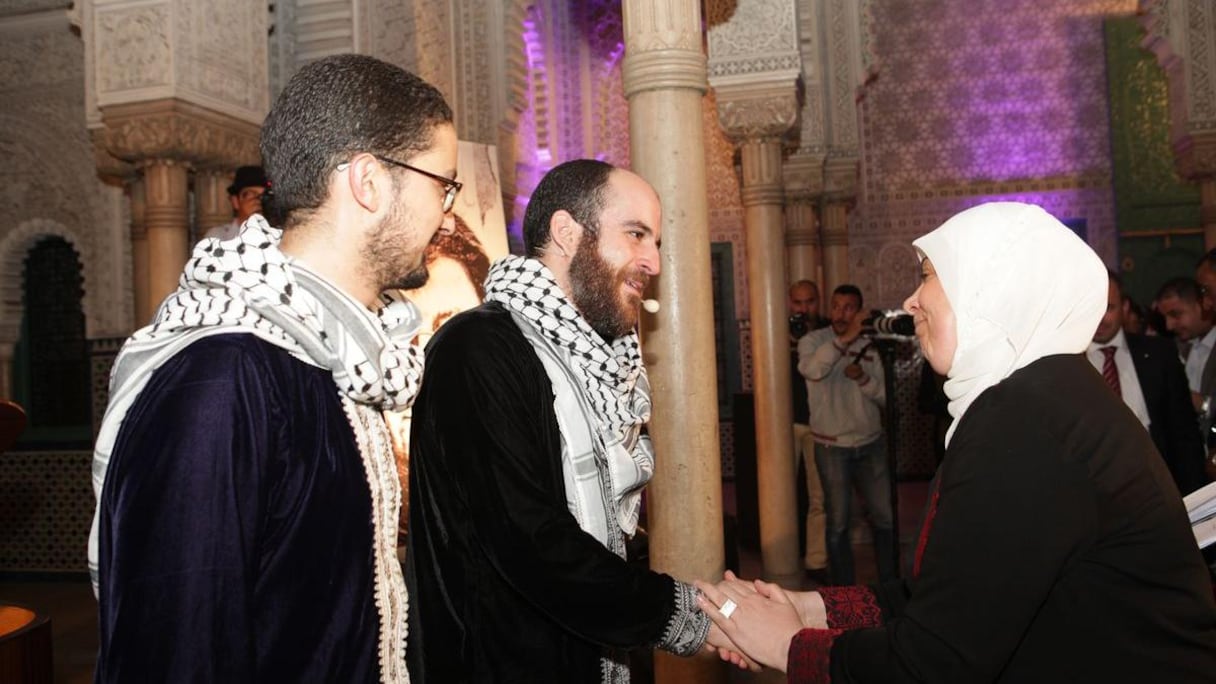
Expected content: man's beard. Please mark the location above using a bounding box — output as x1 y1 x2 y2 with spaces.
569 233 643 340
363 196 431 291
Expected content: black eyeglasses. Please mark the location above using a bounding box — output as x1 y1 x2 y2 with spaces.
373 155 461 212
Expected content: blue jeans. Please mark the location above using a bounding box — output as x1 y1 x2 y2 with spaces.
815 437 896 585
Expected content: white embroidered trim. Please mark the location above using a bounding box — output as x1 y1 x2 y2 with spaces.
343 398 410 684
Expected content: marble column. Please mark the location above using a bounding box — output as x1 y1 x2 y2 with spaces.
786 196 823 289
739 137 801 589
621 2 723 681
195 169 234 241
821 200 852 294
128 178 152 326
142 160 190 314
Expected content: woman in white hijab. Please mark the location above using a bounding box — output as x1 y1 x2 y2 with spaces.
698 203 1216 683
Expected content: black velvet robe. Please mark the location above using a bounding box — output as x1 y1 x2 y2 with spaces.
95 334 381 683
406 303 685 683
790 354 1216 683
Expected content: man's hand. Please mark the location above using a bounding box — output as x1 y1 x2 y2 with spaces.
702 622 762 672
844 363 865 382
782 587 828 629
694 571 805 673
838 309 866 345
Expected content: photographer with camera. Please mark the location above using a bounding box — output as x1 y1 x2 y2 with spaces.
796 284 895 586
788 280 831 585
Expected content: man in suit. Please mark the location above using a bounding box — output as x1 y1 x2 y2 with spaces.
1093 272 1207 494
1156 277 1216 412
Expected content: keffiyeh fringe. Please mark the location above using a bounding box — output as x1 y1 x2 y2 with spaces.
88 215 418 683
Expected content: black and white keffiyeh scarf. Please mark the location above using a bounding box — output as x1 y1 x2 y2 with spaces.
484 256 708 682
484 255 655 550
88 214 418 683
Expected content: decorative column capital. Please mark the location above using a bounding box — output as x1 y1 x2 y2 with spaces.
783 151 826 203
99 98 260 169
713 82 800 144
622 0 708 97
706 0 800 143
821 224 851 246
822 155 860 203
1174 129 1216 181
90 126 136 184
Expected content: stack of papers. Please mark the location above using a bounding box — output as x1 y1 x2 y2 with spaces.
1184 480 1216 549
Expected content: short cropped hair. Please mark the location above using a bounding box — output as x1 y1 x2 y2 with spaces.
1196 248 1216 271
833 284 864 309
790 279 819 296
260 54 453 229
1155 276 1203 304
523 159 615 257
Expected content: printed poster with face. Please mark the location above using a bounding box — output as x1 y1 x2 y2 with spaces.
387 140 508 536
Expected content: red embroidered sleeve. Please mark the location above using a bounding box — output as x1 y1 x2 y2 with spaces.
819 585 883 629
787 628 843 684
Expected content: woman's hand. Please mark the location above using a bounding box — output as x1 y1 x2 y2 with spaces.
694 572 805 673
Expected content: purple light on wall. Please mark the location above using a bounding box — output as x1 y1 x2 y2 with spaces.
521 11 550 172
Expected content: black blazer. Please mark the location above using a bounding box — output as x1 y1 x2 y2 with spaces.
1125 332 1208 495
807 354 1216 683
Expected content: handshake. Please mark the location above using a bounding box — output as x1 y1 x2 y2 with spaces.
693 570 828 673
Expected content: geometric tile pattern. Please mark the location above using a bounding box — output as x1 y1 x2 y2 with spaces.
888 343 938 480
852 0 1136 307
862 0 1130 191
719 421 736 479
0 450 92 574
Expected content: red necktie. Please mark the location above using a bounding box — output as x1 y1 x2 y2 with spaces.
1100 346 1121 396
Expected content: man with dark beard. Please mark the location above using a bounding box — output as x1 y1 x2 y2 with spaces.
91 55 456 682
407 159 729 682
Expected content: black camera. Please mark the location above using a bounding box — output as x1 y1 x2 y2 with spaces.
862 310 916 337
789 313 811 339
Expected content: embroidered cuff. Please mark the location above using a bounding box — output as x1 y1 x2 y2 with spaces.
788 628 843 684
657 581 712 656
820 585 882 630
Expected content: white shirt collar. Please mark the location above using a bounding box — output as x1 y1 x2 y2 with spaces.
1088 328 1127 353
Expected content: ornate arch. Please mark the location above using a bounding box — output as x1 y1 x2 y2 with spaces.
0 218 100 352
0 110 127 339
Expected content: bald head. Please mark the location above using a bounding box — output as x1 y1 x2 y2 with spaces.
789 280 820 319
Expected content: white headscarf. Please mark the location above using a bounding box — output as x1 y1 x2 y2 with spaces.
912 202 1106 446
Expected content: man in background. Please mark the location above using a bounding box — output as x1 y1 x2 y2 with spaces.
788 279 831 585
202 165 267 240
1156 277 1216 412
1091 272 1206 494
798 284 895 586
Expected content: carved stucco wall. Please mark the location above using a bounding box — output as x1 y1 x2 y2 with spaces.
853 0 1137 309
706 0 801 86
359 0 417 73
0 10 129 346
91 0 268 124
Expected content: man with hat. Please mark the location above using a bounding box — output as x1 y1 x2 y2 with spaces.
202 165 268 241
